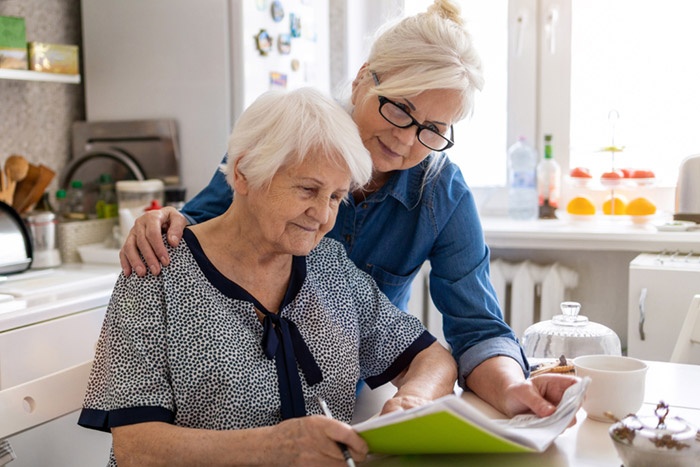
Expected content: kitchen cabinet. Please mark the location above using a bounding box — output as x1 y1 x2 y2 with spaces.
627 252 700 361
0 68 80 84
0 265 116 466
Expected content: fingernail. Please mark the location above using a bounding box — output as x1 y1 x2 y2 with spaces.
135 266 146 277
160 256 169 266
150 265 159 275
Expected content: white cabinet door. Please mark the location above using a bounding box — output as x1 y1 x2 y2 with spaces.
627 254 700 361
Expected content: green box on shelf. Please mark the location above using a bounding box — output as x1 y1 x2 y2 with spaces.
0 15 28 70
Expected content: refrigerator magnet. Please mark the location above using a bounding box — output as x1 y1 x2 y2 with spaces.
269 71 288 89
256 0 268 11
290 13 301 38
255 29 272 56
278 33 291 54
271 0 285 23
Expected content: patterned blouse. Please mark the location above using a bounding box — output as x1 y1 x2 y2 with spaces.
79 230 434 463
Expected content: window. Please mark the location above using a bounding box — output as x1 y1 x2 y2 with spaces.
404 1 509 187
401 0 700 189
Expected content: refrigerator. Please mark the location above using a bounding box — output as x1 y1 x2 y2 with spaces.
81 0 330 201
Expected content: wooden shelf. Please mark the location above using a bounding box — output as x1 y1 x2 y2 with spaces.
0 68 80 84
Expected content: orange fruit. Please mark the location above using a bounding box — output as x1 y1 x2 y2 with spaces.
602 195 627 215
626 197 656 216
566 196 596 215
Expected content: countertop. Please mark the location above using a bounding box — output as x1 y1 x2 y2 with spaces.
0 264 119 332
482 216 700 252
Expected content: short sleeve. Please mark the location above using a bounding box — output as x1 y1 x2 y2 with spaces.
79 272 174 432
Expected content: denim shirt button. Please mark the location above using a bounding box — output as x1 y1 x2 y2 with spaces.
361 203 368 209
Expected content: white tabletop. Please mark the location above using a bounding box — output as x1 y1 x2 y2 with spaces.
360 360 700 466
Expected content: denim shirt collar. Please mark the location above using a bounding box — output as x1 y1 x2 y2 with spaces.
365 154 434 210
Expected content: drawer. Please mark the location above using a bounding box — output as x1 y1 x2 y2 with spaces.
0 306 106 389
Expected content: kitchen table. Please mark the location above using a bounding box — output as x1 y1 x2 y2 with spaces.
357 360 700 466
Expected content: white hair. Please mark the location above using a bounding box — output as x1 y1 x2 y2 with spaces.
220 87 372 190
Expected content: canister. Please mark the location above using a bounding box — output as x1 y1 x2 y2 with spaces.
116 179 164 242
25 211 61 268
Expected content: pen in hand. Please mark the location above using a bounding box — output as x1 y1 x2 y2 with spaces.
316 396 357 467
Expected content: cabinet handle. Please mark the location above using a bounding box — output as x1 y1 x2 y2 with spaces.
638 288 647 341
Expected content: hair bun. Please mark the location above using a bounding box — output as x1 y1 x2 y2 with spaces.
427 0 464 27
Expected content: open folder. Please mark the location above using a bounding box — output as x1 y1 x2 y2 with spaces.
352 377 589 455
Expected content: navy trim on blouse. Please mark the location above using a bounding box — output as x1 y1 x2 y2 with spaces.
78 406 174 433
183 228 322 420
364 330 436 389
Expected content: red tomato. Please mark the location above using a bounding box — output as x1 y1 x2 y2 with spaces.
630 169 655 179
601 170 624 179
569 167 592 178
620 168 633 178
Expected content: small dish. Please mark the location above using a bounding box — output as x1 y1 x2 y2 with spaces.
655 220 697 232
626 177 656 187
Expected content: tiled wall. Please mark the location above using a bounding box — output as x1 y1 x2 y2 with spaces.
0 0 84 198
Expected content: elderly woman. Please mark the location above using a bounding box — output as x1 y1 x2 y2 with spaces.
78 87 456 466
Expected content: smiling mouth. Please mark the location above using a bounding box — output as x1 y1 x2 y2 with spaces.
378 138 403 159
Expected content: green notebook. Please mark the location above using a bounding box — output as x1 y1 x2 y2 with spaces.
352 378 589 455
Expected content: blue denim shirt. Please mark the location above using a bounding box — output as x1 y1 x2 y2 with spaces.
182 154 528 386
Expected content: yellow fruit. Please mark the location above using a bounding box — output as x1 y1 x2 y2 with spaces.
602 195 628 215
626 197 656 216
566 196 596 215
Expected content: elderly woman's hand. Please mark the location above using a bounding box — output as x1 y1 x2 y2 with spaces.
269 415 368 466
119 206 188 277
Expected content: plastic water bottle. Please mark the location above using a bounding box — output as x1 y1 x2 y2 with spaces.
507 137 538 220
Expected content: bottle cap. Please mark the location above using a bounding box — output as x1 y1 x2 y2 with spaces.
56 189 66 199
70 180 83 188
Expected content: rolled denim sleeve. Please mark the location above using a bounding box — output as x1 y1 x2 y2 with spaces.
425 164 529 386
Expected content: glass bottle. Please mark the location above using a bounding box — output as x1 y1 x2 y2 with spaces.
537 134 561 219
65 179 87 220
55 189 69 220
95 173 118 218
507 137 538 220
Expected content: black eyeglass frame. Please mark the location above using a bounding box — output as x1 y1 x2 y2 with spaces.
377 96 455 151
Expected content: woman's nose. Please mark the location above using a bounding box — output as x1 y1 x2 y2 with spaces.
307 199 332 224
392 125 417 147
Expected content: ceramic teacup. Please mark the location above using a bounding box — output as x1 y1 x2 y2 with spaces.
572 355 648 422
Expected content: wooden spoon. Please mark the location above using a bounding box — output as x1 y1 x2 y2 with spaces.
3 154 30 205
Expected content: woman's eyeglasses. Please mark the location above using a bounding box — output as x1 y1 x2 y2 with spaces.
371 71 454 152
377 96 454 151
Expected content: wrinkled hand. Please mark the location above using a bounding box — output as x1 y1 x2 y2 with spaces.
501 374 581 420
119 206 188 277
380 394 432 415
269 415 368 466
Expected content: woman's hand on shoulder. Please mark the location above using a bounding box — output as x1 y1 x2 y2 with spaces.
119 206 188 277
269 415 368 466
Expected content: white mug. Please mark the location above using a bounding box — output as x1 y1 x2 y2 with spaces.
573 355 648 422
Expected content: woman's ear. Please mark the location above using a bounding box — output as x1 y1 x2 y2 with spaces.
231 156 249 195
351 62 370 106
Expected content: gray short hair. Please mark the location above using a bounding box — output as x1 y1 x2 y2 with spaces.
221 87 372 190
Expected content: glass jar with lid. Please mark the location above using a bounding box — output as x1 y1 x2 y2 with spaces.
521 301 622 359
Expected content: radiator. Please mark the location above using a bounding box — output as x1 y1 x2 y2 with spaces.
490 259 579 339
407 260 579 347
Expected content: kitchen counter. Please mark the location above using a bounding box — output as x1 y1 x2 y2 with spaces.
482 216 700 252
0 264 119 332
